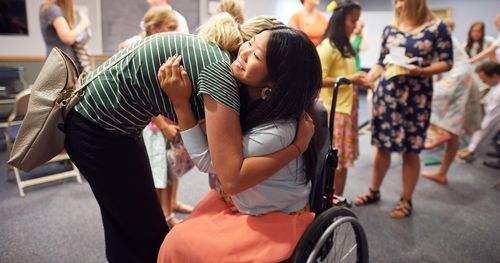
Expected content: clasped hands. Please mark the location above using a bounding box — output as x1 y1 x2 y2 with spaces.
350 71 374 89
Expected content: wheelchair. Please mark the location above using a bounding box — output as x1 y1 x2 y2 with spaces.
287 78 369 263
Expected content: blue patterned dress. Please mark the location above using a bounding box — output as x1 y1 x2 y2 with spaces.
371 20 453 153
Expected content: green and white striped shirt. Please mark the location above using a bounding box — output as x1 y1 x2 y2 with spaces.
74 32 240 136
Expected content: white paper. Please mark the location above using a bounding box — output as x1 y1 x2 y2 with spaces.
384 46 422 68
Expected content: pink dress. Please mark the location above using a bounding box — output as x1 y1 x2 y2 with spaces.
157 190 314 262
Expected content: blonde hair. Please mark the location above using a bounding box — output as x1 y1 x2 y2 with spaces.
198 13 284 53
239 16 283 42
395 0 433 26
42 0 75 28
198 12 242 52
143 6 178 36
215 0 245 24
443 17 455 31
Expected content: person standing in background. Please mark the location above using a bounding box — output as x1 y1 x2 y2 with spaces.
39 0 91 71
147 0 188 33
421 18 482 185
316 0 371 205
135 6 193 227
215 0 245 24
464 22 495 61
354 0 453 219
289 0 330 176
470 13 500 63
118 0 188 50
289 0 328 46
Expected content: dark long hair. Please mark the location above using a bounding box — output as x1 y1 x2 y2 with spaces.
465 22 485 58
239 26 322 183
321 0 361 57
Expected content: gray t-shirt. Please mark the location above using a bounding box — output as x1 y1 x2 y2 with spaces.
181 120 311 216
39 4 79 67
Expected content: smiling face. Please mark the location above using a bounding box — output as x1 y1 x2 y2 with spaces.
231 30 272 89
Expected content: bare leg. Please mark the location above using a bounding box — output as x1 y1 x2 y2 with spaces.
425 134 459 178
354 148 390 206
370 148 391 191
156 188 169 217
172 179 193 213
401 152 420 200
164 182 181 226
334 168 347 196
164 185 174 217
389 152 419 218
171 179 179 207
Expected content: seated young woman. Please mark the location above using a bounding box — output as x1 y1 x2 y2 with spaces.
156 26 322 262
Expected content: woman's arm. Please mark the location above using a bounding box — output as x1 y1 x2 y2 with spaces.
410 21 453 75
53 14 90 45
407 61 451 76
204 96 313 195
366 64 384 82
322 72 373 89
150 116 179 141
469 44 499 64
158 56 314 195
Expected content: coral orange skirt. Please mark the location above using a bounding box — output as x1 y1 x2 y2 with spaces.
157 190 315 263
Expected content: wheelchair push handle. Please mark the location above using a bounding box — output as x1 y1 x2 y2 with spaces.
336 76 352 86
328 77 351 143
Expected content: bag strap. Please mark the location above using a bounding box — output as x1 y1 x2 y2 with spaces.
73 37 155 93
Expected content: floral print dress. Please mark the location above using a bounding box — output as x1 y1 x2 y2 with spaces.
371 20 453 153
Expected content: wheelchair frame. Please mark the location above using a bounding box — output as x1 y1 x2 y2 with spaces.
288 77 369 263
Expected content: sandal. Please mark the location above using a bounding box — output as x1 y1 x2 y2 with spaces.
354 188 380 206
456 149 475 163
165 214 182 227
390 198 412 219
173 202 193 214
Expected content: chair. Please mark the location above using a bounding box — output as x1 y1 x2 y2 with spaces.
0 66 29 129
4 89 82 197
286 78 369 262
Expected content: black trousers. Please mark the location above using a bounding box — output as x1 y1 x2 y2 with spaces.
64 110 169 263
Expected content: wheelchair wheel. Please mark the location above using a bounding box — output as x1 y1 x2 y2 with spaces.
288 207 368 263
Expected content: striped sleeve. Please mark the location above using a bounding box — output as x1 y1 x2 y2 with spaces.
197 60 240 114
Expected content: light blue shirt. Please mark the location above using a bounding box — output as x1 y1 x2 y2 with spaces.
180 121 311 215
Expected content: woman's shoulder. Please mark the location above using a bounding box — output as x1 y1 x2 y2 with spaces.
317 38 338 50
316 11 328 22
40 3 62 13
290 11 302 20
427 19 447 33
40 3 62 16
